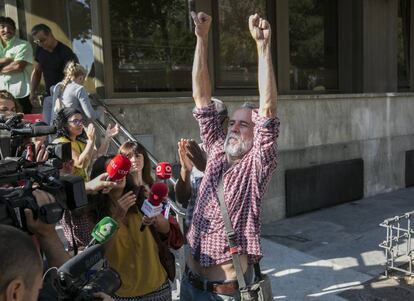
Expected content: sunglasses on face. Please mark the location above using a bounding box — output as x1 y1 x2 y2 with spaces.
68 119 85 126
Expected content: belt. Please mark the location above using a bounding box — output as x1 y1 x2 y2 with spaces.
186 268 239 295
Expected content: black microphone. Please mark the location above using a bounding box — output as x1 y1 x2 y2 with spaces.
11 125 57 137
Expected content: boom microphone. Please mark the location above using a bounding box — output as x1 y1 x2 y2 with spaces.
106 154 131 181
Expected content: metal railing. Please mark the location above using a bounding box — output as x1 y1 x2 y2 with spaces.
379 210 414 276
91 96 186 217
91 97 187 289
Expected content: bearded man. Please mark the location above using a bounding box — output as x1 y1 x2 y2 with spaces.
180 11 280 301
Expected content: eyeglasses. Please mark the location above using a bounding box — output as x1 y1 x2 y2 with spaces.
68 119 84 126
33 38 48 45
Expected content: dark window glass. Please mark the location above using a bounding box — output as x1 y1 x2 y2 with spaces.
398 0 410 89
109 0 195 93
0 0 4 16
213 0 267 89
289 0 338 91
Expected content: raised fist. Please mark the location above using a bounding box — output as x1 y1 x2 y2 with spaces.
191 11 212 39
249 13 271 45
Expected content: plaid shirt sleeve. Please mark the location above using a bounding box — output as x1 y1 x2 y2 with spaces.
193 102 226 156
252 110 280 193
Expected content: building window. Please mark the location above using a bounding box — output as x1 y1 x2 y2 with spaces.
66 0 95 91
212 0 267 89
0 0 4 16
109 0 195 93
289 0 338 91
398 0 410 90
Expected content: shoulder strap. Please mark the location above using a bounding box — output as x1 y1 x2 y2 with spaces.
217 179 247 289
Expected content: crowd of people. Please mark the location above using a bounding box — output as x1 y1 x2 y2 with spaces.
0 10 279 301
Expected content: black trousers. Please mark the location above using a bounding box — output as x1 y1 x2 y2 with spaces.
16 95 32 114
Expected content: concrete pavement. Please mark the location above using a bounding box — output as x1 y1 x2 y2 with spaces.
260 187 414 300
173 187 414 300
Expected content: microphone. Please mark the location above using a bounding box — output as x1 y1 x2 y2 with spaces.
11 125 57 137
106 154 131 181
58 244 105 280
86 216 119 248
156 162 172 180
140 182 169 231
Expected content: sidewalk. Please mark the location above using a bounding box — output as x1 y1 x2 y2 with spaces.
260 187 414 300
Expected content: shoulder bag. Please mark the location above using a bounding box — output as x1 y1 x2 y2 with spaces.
217 179 273 301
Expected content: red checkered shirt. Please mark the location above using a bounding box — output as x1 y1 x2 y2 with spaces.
187 102 280 267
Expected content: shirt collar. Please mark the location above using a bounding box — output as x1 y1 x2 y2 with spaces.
1 36 16 49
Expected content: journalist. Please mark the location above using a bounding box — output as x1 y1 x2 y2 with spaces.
0 189 114 301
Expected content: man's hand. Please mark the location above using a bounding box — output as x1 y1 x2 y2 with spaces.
186 140 207 172
93 292 114 301
24 190 56 236
29 94 39 107
178 139 193 172
85 172 117 194
0 57 13 67
35 144 49 162
191 11 212 39
249 13 271 46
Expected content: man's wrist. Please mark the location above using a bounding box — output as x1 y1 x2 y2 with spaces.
257 42 271 55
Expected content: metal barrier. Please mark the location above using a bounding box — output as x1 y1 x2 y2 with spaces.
379 210 414 276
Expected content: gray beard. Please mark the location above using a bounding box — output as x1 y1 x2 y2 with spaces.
224 133 253 158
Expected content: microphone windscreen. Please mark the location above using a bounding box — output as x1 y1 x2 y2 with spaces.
155 162 172 179
91 216 119 243
106 154 131 181
149 182 169 206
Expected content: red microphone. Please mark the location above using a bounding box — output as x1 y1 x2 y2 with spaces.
156 162 172 179
106 154 132 181
140 182 169 231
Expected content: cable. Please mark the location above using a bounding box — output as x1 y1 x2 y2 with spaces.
42 266 58 282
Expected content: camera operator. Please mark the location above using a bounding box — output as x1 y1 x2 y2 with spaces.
18 189 113 301
0 225 42 301
0 90 20 117
0 225 114 301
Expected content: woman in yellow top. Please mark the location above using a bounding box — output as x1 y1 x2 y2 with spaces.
88 154 181 301
53 107 119 252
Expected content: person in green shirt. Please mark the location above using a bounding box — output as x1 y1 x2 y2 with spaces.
0 17 33 113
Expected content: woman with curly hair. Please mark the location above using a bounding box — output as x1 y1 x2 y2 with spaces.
88 155 183 301
53 107 118 252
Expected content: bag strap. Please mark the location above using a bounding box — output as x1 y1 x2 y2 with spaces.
217 179 248 289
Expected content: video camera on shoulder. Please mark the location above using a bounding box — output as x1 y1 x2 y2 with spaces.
0 113 57 159
0 160 88 232
0 113 89 231
55 244 121 300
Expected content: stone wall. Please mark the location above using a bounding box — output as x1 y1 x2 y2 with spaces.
104 93 414 223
